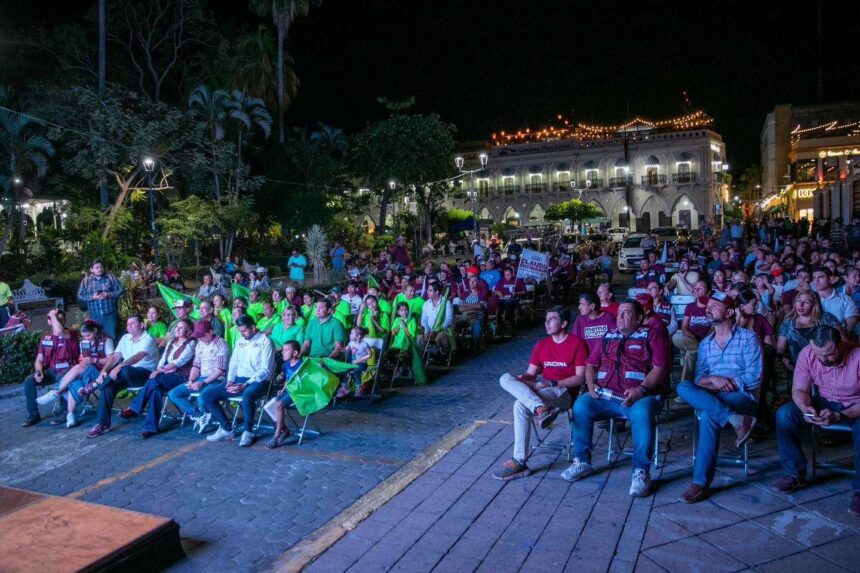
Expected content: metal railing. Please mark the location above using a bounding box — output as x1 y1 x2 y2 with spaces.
609 176 632 187
672 173 698 183
641 174 667 185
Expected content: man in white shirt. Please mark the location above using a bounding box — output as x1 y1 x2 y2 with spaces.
202 315 275 447
814 268 859 332
86 315 159 437
420 282 453 354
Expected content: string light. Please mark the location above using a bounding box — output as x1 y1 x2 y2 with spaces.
493 110 714 147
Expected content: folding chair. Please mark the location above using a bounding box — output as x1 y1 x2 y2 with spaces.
284 406 322 445
529 409 574 462
811 387 856 478
227 374 278 436
364 337 389 401
691 411 751 477
605 398 665 471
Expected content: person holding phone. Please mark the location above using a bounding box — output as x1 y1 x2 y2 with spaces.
76 260 124 340
773 326 860 515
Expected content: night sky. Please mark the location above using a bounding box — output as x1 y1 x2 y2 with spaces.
3 0 859 173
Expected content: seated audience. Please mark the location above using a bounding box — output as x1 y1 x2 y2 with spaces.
22 309 79 427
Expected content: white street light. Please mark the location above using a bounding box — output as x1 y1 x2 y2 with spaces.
389 180 396 191
143 157 156 172
12 177 22 185
479 153 488 167
455 156 464 169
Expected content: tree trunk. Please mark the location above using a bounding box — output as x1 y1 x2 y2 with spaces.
276 23 286 144
194 239 200 268
102 179 133 239
98 0 108 210
211 143 221 201
235 132 243 196
377 190 391 235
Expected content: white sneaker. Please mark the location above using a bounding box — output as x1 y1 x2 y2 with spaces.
629 468 652 497
206 425 235 442
36 391 58 406
561 458 594 482
238 431 254 447
66 412 77 428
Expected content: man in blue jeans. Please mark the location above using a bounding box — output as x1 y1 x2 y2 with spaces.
677 292 762 503
76 260 124 341
562 299 670 497
773 326 860 515
202 315 274 447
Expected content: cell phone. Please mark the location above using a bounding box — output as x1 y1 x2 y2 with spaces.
803 412 817 418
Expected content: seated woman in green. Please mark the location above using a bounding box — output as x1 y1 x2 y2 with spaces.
256 302 281 336
144 306 168 344
357 295 390 351
389 301 417 352
271 306 304 351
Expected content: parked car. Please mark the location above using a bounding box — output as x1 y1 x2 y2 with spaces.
651 227 678 245
607 227 629 244
618 234 648 272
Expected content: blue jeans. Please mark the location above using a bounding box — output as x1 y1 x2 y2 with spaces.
200 377 267 433
96 366 150 427
66 365 101 405
776 398 860 492
89 311 119 342
23 368 62 419
167 377 212 416
677 381 757 486
129 372 185 433
572 392 662 471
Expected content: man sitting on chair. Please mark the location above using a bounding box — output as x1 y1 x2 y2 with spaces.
492 306 588 481
86 315 159 438
23 309 79 427
563 299 670 497
773 326 860 515
676 292 762 503
420 281 453 357
202 315 275 447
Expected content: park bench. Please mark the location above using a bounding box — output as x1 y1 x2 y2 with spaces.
12 280 64 312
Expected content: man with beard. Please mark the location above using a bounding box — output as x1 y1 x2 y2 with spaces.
676 292 762 503
672 281 712 388
773 326 860 515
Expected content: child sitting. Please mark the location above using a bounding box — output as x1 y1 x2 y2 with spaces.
264 340 304 449
336 327 371 398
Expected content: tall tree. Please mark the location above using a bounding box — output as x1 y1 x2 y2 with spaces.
98 0 109 209
351 100 456 235
222 89 271 196
187 84 228 200
249 0 321 143
233 25 299 113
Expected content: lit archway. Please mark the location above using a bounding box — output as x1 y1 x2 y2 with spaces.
528 204 545 222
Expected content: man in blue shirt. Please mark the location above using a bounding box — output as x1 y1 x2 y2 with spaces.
288 249 307 286
677 292 762 503
76 260 125 340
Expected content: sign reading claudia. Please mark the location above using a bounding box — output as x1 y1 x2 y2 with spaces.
516 249 550 282
818 148 860 158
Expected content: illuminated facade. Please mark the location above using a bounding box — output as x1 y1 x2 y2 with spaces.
357 111 728 233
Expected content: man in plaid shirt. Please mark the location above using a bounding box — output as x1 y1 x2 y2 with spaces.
77 260 124 340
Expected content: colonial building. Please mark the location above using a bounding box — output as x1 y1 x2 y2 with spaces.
356 110 728 233
760 102 860 223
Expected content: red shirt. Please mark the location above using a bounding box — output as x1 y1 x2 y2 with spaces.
572 312 617 356
684 303 711 340
601 302 619 317
588 326 671 394
529 334 589 382
495 277 526 298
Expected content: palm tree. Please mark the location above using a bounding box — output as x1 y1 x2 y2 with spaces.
311 123 348 159
187 84 228 200
0 109 54 257
249 0 321 143
304 223 328 285
223 89 272 196
234 25 299 114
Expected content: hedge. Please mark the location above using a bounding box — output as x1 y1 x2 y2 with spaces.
0 331 42 385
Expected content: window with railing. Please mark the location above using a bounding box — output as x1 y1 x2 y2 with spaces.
642 168 666 185
477 179 490 198
793 160 817 183
527 174 545 193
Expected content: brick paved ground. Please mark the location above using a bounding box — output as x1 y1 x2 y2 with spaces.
309 394 860 573
0 322 546 572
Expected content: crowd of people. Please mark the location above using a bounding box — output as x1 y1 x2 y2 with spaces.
14 216 860 513
494 216 860 515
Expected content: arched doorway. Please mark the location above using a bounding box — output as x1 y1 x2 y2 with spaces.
503 206 521 226
528 204 545 222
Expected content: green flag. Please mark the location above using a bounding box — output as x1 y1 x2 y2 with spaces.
410 337 428 386
432 288 450 331
367 275 380 289
378 298 392 314
157 283 201 319
231 282 251 300
287 358 349 416
334 298 352 329
321 357 358 374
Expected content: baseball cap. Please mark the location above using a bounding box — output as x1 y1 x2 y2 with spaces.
709 291 736 309
192 319 212 339
467 266 480 275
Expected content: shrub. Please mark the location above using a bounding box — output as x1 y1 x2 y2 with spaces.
0 331 42 385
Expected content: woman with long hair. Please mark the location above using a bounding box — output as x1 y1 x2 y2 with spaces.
777 290 841 372
735 288 777 424
711 268 729 293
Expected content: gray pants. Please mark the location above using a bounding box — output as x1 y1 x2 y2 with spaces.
672 332 700 383
499 373 573 463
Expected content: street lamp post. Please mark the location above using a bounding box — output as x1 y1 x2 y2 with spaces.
455 152 488 236
142 157 159 264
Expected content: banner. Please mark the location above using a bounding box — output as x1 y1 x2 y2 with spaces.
156 283 201 319
516 249 550 282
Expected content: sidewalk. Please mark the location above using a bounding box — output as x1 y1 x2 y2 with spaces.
307 402 859 572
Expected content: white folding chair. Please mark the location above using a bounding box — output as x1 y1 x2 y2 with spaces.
227 374 278 436
691 411 751 477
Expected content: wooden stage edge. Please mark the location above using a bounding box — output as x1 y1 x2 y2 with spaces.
0 485 184 573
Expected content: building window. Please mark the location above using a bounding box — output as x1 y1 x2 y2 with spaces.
645 167 660 185
793 160 816 183
477 178 490 198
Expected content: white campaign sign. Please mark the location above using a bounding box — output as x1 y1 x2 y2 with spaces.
516 249 550 281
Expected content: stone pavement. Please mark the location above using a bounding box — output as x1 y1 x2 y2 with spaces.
308 401 860 572
0 322 547 572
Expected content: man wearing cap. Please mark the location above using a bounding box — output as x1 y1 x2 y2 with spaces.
563 299 670 497
167 319 229 427
22 309 80 427
86 315 160 437
676 291 762 503
202 315 275 447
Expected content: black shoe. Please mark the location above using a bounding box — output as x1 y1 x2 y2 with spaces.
22 416 41 427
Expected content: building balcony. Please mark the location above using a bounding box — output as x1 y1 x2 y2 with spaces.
500 185 519 195
526 183 546 193
553 182 571 192
672 172 698 183
580 178 604 189
641 174 667 186
609 176 633 187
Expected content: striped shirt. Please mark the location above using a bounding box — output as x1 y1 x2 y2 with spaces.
77 273 124 316
695 325 762 394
